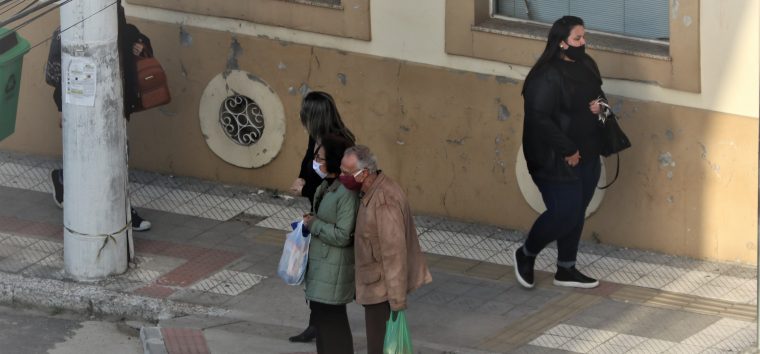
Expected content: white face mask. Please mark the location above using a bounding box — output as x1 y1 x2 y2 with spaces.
312 160 328 179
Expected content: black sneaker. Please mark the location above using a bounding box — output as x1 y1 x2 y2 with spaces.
51 169 63 209
131 209 152 232
513 246 536 288
288 325 316 343
554 266 599 289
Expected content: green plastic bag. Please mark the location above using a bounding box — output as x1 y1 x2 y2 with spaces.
383 310 414 354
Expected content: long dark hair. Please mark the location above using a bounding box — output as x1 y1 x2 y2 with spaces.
300 91 356 143
522 16 586 95
318 134 355 175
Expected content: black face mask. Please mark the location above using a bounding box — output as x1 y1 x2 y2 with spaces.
563 44 585 61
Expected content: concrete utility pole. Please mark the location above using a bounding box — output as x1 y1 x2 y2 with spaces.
61 0 129 281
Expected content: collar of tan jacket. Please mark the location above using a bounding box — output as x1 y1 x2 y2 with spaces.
360 172 385 207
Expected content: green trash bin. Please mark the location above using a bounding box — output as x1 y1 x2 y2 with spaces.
0 28 30 142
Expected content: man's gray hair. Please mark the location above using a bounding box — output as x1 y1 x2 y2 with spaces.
345 145 378 173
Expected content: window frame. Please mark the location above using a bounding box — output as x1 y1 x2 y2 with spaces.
129 0 371 41
488 0 671 45
445 0 700 92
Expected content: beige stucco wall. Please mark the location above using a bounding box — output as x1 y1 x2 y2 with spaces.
1 0 758 264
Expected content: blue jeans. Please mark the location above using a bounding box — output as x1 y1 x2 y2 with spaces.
523 157 601 266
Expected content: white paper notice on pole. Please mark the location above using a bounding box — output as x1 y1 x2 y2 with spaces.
65 57 97 107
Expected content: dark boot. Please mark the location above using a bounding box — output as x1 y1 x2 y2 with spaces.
288 325 316 343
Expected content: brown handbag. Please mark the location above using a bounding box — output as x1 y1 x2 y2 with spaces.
134 53 170 111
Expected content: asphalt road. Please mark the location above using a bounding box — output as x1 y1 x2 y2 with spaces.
0 305 142 354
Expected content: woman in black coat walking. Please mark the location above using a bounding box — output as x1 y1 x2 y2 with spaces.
288 91 355 342
514 16 605 290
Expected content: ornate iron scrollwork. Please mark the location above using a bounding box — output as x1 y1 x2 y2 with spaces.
219 95 266 146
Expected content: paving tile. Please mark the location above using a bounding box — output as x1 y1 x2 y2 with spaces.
618 261 658 275
713 327 755 351
604 270 642 284
417 292 458 306
477 238 513 252
245 202 285 217
418 239 438 252
446 296 486 312
201 207 242 221
690 285 731 300
605 333 648 348
132 184 173 199
159 244 212 260
129 194 154 207
161 327 210 354
529 334 569 349
0 162 32 176
128 170 159 184
419 229 458 243
589 257 630 272
460 223 501 237
0 216 34 233
575 328 617 343
476 301 516 316
255 217 293 231
134 284 176 299
413 215 446 229
433 220 472 233
721 265 757 279
546 324 588 339
632 275 675 289
682 333 727 348
156 250 242 287
123 268 162 283
27 239 63 253
628 338 676 353
188 194 229 208
145 198 185 212
170 204 210 217
706 275 749 290
5 177 43 190
662 280 702 294
445 233 486 247
134 239 174 255
587 343 630 354
667 343 708 354
560 339 598 353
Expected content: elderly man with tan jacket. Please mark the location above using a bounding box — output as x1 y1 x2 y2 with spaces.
339 145 432 354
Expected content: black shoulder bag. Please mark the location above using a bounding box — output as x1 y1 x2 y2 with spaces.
597 99 631 189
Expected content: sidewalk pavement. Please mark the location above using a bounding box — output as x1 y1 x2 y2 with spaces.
0 150 757 353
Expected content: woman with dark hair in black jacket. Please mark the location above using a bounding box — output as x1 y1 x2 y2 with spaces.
288 91 355 343
514 16 605 290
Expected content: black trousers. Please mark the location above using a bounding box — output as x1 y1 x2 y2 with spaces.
309 301 353 354
524 157 601 265
363 301 391 354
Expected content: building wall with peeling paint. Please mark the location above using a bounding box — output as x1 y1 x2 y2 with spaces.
3 0 759 264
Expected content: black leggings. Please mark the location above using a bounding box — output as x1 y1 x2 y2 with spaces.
309 301 353 354
523 158 601 266
363 301 391 354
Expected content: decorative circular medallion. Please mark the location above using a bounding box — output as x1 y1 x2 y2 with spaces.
219 95 265 146
199 71 285 168
515 145 606 218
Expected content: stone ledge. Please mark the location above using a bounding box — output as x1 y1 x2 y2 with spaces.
0 271 227 321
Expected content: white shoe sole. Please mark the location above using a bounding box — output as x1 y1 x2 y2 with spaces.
553 279 600 289
513 249 534 289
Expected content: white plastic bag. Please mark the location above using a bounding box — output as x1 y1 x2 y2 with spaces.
277 221 311 285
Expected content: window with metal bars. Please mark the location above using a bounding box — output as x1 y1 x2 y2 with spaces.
493 0 669 42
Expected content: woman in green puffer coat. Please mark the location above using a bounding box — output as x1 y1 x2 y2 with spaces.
302 134 359 354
